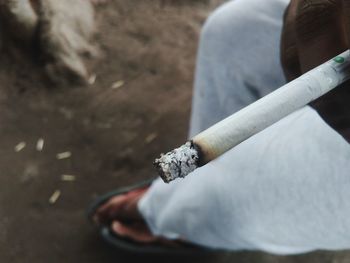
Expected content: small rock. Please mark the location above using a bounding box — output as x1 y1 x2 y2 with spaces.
56 151 72 159
61 174 76 181
111 80 124 89
145 133 158 144
14 142 26 152
49 190 61 204
36 138 44 151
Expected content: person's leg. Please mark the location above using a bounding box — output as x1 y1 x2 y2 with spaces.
95 0 291 245
139 0 294 248
94 0 350 255
140 106 350 254
138 0 350 254
189 0 289 137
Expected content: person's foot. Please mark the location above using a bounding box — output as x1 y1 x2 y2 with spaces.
93 186 174 244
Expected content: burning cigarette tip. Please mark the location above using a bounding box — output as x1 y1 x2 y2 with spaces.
154 141 199 183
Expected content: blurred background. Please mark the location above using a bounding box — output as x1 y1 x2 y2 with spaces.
0 0 349 262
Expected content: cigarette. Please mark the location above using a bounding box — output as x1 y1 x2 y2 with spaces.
155 50 350 183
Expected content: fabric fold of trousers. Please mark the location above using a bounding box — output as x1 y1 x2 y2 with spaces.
138 0 350 255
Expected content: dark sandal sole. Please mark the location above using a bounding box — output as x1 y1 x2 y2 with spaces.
87 178 216 255
87 178 155 222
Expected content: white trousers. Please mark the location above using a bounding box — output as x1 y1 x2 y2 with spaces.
138 0 350 255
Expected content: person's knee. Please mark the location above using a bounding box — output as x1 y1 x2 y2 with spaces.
200 0 249 46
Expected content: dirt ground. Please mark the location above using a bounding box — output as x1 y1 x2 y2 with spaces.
0 0 349 262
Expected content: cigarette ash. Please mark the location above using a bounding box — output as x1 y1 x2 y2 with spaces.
154 141 199 183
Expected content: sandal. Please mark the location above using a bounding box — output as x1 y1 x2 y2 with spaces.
87 178 217 255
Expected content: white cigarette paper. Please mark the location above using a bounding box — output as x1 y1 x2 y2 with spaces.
155 50 350 183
